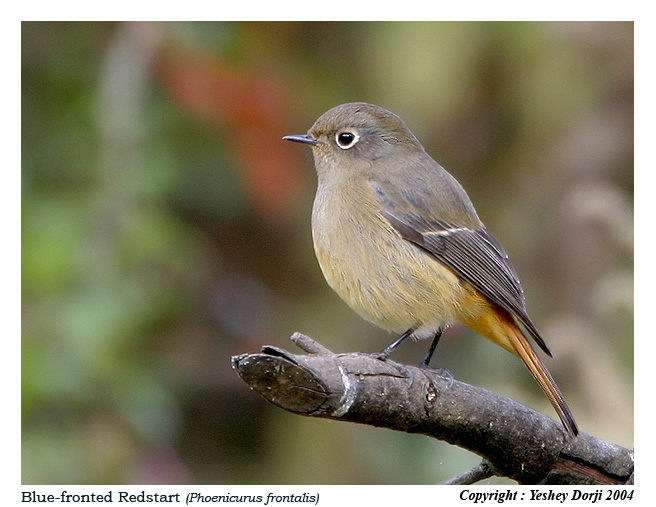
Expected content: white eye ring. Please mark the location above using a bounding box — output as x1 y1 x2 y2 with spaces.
335 130 360 149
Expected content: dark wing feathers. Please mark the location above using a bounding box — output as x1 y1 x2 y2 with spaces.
383 210 552 357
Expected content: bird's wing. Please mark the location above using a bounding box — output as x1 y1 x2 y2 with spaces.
382 209 553 357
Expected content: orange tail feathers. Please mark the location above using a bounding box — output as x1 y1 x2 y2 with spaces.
503 320 579 436
462 301 579 436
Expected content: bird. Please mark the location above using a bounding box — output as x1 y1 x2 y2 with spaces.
283 102 578 436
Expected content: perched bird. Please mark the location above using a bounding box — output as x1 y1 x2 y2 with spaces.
284 102 578 435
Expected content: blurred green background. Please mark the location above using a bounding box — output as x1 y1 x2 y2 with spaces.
22 21 633 484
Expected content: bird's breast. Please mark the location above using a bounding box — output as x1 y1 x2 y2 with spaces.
311 179 473 337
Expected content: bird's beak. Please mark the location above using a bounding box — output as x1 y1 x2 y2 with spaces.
283 134 319 146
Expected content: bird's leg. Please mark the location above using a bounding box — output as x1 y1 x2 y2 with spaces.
376 328 414 360
420 328 443 367
419 328 453 386
374 328 416 386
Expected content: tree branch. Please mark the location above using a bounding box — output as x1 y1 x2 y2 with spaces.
443 460 496 485
232 333 633 485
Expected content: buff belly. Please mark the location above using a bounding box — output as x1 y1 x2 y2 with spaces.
312 206 487 340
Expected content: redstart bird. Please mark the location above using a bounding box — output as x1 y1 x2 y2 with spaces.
284 102 578 435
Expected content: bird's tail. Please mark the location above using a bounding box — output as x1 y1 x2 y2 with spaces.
462 301 579 436
504 320 579 436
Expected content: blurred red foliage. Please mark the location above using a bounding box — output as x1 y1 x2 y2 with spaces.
157 48 304 221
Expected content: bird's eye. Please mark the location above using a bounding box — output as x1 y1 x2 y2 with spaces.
335 130 359 149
